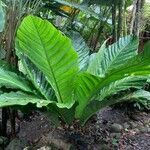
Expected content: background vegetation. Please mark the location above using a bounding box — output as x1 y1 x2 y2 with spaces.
0 0 149 142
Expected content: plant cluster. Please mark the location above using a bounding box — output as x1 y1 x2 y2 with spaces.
0 15 150 125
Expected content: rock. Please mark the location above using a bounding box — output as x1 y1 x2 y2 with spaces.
23 147 31 150
5 138 29 150
37 146 51 150
110 123 123 133
39 134 71 150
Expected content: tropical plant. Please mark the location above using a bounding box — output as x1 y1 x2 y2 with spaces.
0 15 150 126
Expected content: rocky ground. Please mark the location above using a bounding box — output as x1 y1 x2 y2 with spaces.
0 107 150 150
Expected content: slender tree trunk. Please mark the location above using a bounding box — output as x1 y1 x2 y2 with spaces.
117 0 123 40
130 0 145 37
112 3 117 42
123 1 127 36
130 0 138 35
2 3 18 137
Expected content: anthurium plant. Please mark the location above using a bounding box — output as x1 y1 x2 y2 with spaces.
0 15 150 125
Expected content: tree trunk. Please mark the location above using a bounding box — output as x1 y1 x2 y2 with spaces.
112 3 117 42
130 0 145 37
117 0 124 40
1 3 18 137
122 0 127 36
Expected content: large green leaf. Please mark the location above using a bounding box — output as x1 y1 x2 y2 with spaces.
94 46 150 97
87 36 139 77
0 92 52 108
75 50 150 118
16 15 79 108
95 57 150 96
0 68 32 92
98 76 146 100
76 37 150 122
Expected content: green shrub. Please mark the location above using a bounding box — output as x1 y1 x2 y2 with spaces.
0 15 150 125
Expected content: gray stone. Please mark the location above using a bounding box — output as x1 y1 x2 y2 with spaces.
110 123 123 133
23 147 31 150
37 146 51 150
6 138 29 150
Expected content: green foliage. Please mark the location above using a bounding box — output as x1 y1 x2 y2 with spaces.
87 36 139 77
16 15 79 108
0 68 32 92
122 90 150 110
0 91 52 108
98 77 146 100
21 57 57 101
0 15 150 126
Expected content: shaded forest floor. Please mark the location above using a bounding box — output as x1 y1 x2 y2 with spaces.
1 107 150 150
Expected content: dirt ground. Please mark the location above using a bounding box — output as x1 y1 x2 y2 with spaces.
1 107 150 150
15 107 150 149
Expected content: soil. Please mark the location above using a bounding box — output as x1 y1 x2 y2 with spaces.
1 107 150 150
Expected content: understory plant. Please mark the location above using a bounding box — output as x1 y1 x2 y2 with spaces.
0 15 150 126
